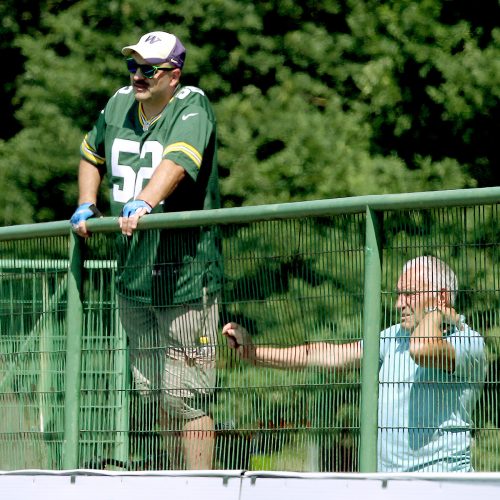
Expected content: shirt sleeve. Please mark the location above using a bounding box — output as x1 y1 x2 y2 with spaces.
80 108 107 168
360 325 393 365
162 104 214 181
448 324 486 382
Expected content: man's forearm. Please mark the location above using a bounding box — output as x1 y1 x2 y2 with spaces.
252 341 362 370
137 159 186 208
410 311 456 372
252 345 310 369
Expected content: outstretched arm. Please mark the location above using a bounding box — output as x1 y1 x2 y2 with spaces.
222 322 362 370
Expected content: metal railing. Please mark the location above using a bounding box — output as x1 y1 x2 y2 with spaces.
0 187 499 472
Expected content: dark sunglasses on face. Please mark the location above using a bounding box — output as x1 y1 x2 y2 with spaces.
126 58 174 78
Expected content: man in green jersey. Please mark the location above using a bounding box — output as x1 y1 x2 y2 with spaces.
70 31 223 470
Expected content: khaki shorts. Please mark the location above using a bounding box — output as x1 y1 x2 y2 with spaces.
118 291 219 421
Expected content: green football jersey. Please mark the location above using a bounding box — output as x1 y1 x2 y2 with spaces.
80 84 223 304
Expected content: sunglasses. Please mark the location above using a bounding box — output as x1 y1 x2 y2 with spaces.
126 58 174 79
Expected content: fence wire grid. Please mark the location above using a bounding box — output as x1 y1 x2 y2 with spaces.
0 196 498 472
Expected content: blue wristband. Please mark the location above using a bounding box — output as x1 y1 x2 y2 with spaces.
121 200 153 218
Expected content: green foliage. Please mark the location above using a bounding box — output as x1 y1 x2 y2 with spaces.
0 0 499 225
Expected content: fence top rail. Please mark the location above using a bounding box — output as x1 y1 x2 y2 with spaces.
0 187 498 241
0 259 116 269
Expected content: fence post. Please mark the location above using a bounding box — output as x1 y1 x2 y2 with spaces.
359 207 383 472
63 231 84 469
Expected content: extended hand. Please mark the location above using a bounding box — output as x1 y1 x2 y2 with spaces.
222 322 256 361
119 200 152 236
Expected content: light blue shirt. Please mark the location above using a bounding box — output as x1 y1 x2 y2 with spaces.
377 319 486 472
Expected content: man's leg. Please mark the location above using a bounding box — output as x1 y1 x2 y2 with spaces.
157 294 219 469
182 414 215 470
158 406 215 470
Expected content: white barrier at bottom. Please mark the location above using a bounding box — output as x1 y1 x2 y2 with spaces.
1 470 500 500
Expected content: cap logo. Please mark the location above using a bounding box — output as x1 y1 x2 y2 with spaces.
144 35 162 44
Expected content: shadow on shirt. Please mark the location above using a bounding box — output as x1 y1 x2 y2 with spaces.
408 368 470 450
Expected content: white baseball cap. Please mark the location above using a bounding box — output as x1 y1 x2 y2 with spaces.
121 31 186 68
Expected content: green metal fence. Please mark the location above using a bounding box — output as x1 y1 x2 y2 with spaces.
0 188 498 472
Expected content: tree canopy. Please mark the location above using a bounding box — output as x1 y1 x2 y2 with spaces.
0 0 498 224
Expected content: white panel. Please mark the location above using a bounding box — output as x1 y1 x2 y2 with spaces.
1 471 500 500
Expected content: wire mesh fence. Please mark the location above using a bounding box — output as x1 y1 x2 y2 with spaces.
0 238 69 469
0 194 498 472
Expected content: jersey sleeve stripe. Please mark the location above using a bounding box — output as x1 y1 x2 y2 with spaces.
80 136 106 166
163 142 202 169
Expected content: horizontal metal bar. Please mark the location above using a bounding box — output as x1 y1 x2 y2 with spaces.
0 187 498 240
0 221 69 241
0 259 117 270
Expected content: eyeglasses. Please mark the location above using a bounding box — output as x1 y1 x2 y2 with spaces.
126 58 174 79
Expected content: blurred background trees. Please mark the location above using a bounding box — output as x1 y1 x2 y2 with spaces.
0 0 499 225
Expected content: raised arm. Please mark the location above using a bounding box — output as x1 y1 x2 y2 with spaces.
222 322 362 370
409 306 461 373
